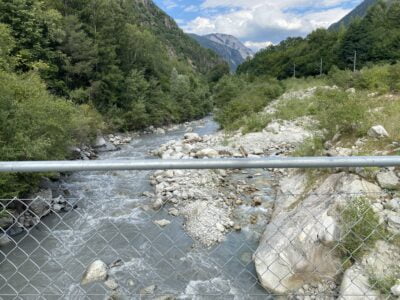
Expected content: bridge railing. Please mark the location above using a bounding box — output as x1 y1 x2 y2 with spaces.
0 157 399 299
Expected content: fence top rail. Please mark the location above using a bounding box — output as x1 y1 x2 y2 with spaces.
0 156 400 173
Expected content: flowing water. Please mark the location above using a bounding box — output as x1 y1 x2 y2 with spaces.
0 117 274 299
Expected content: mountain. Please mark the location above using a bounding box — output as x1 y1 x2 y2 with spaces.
130 0 226 73
205 34 254 60
189 33 253 71
189 34 244 71
329 0 385 30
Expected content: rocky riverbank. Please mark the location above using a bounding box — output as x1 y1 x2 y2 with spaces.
146 88 400 298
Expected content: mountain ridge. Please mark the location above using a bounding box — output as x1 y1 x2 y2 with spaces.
189 33 253 71
329 0 390 30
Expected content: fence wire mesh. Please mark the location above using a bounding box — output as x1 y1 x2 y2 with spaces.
0 169 399 299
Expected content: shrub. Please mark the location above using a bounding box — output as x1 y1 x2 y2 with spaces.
339 197 382 262
312 89 369 139
329 62 400 94
240 114 272 134
215 78 284 131
283 76 328 91
0 70 102 198
292 137 325 157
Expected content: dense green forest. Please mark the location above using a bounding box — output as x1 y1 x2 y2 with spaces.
237 0 400 79
0 0 227 131
0 0 228 197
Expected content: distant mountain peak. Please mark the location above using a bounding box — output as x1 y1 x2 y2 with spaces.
204 33 254 60
189 33 253 71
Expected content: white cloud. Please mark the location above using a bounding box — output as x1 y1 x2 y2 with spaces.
184 5 199 12
162 0 179 9
244 41 274 52
182 0 358 43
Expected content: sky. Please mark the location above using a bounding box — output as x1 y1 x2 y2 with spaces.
153 0 363 51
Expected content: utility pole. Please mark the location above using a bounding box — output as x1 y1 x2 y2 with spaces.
320 58 323 76
293 63 296 78
353 51 357 72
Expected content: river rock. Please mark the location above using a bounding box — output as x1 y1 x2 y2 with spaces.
154 219 171 227
385 198 400 211
140 285 156 295
368 125 389 138
195 148 219 158
0 210 14 228
104 278 119 290
30 189 52 217
391 285 400 296
94 136 107 148
0 233 12 246
184 133 202 143
387 211 400 231
254 173 381 295
81 260 108 285
376 170 399 190
154 128 166 135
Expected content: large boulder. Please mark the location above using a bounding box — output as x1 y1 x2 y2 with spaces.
376 170 399 190
368 125 389 138
254 173 382 295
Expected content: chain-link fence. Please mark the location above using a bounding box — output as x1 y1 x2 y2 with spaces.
1 173 399 299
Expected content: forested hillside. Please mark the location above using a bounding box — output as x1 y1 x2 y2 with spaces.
237 0 400 79
329 0 380 31
0 0 227 131
0 0 228 197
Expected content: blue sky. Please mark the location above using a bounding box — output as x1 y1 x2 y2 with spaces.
153 0 363 51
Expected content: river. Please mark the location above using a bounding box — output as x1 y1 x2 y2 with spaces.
0 117 273 299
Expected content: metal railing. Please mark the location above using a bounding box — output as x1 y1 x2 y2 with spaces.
1 156 400 172
0 157 399 299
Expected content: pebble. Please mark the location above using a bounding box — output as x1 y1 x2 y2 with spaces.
154 219 171 227
216 223 225 232
140 285 156 295
104 278 119 290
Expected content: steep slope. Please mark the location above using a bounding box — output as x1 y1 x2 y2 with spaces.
329 0 387 30
189 34 246 71
131 0 224 73
0 0 230 131
205 33 254 60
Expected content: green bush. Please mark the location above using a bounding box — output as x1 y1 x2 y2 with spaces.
368 272 399 297
292 137 325 157
214 77 284 131
0 70 102 198
329 62 400 94
339 197 382 262
312 89 369 139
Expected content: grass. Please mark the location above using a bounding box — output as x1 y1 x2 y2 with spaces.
0 209 8 218
282 77 328 91
338 197 383 263
240 113 272 134
368 272 399 298
292 137 325 157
